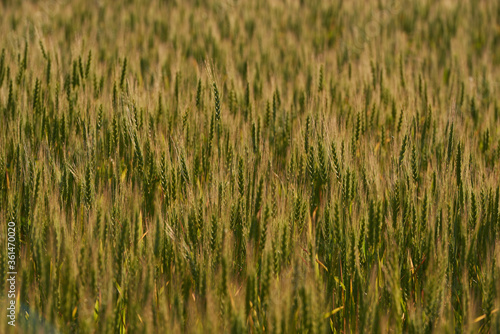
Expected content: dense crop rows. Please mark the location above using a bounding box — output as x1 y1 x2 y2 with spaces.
1 0 500 332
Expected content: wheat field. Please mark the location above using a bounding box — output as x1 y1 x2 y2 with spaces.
1 0 500 333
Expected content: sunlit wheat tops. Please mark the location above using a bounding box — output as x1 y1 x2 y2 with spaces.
0 0 500 333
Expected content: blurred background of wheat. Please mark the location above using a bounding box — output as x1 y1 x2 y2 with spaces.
1 0 500 332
